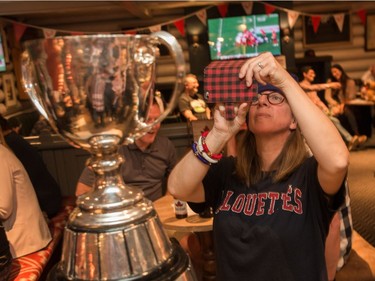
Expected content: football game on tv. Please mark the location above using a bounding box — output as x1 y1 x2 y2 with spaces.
207 13 281 61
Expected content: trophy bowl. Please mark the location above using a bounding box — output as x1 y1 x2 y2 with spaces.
21 32 197 280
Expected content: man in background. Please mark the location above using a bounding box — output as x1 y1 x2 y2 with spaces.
76 100 177 201
178 74 211 122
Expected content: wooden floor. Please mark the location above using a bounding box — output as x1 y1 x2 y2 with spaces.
348 131 375 247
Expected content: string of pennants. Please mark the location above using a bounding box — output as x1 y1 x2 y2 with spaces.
2 1 369 43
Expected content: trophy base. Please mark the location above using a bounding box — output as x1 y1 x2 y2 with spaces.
47 239 197 281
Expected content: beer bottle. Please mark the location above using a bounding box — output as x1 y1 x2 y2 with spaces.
174 199 188 219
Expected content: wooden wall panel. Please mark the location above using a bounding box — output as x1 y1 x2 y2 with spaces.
294 14 375 79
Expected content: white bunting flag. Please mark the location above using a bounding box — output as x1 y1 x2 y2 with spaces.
43 28 56 38
333 13 345 32
288 11 300 29
149 25 161 33
196 9 207 25
241 2 253 15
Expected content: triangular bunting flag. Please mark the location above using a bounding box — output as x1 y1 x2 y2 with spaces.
288 11 300 29
174 19 185 36
13 22 27 43
124 30 137 35
333 13 345 32
43 28 56 38
264 4 276 15
149 25 161 33
70 31 85 36
196 9 207 25
241 2 253 15
217 4 228 18
311 16 321 33
357 9 367 25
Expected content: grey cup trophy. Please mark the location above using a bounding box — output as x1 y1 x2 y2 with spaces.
21 32 196 280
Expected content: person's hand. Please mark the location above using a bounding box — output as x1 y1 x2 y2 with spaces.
211 102 249 139
329 82 341 90
238 52 291 90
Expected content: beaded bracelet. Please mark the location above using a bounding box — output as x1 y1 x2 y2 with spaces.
196 139 219 164
191 142 211 165
199 131 223 160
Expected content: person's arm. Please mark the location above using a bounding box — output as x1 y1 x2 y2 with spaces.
0 158 14 220
182 110 198 122
205 106 211 120
168 103 249 202
345 79 357 101
325 86 339 107
75 167 95 196
300 82 341 92
239 52 349 196
76 182 92 197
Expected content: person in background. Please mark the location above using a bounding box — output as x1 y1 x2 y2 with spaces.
0 126 51 258
325 64 366 141
168 52 349 281
360 63 375 102
30 114 54 136
7 117 22 135
178 74 211 122
76 100 177 201
300 65 367 151
0 221 12 281
0 115 62 218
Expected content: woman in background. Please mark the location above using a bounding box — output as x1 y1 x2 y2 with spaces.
0 127 51 259
325 64 366 143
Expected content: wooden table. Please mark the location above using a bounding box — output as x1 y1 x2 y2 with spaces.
153 195 216 281
346 99 374 138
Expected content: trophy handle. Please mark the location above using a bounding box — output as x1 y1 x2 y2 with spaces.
150 30 185 124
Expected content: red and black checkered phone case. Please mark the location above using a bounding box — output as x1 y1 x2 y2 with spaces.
204 59 258 119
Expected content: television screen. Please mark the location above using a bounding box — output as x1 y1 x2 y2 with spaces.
0 35 6 72
208 14 281 61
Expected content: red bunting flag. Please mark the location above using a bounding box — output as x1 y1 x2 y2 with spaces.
217 4 228 18
264 4 276 15
311 16 321 33
124 30 137 35
70 31 85 36
13 22 27 43
174 19 185 36
357 9 367 25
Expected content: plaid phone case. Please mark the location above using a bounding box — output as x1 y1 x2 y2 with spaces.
204 59 258 119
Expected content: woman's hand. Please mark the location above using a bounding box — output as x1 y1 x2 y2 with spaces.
238 52 291 90
210 102 249 142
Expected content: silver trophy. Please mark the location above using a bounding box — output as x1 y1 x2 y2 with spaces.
21 32 196 280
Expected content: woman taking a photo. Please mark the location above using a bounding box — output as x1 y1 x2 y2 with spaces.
168 52 349 281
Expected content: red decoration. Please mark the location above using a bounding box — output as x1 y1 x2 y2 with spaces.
124 30 137 35
13 22 27 43
70 31 85 36
174 19 185 36
311 16 321 33
264 4 276 15
217 4 228 18
357 9 367 25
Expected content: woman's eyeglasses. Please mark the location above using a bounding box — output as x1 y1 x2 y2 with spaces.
251 92 285 106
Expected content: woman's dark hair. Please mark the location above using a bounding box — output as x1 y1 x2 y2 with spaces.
330 64 350 95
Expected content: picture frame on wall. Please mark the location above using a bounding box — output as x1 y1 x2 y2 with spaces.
2 73 17 108
365 14 375 51
303 14 352 47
